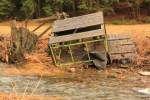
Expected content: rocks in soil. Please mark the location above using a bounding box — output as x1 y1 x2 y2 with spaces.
133 88 150 95
138 71 150 76
68 68 76 73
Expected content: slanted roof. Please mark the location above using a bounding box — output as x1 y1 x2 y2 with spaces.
52 12 104 33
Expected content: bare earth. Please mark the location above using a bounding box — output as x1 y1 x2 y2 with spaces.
0 93 63 100
0 21 150 36
0 21 150 76
0 21 51 38
0 21 150 100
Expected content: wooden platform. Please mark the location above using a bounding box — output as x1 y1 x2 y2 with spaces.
108 34 137 61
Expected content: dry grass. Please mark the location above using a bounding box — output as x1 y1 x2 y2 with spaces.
2 38 64 76
3 63 63 76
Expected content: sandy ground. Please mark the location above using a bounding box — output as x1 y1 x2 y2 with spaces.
0 21 51 38
0 93 63 100
3 63 64 76
0 21 150 36
106 24 150 35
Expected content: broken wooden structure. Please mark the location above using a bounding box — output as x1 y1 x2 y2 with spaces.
49 12 137 68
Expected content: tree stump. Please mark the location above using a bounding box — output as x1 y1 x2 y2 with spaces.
8 20 38 64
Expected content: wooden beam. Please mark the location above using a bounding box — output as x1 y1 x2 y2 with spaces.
32 22 47 32
49 29 104 44
38 26 51 38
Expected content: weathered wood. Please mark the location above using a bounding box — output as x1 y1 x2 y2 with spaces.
108 34 132 41
110 53 136 60
32 15 57 22
49 29 105 44
52 12 104 33
108 34 137 62
32 22 47 32
38 26 51 39
0 36 9 63
8 20 38 64
109 45 136 54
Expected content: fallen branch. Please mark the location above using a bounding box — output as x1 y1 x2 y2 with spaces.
32 15 57 22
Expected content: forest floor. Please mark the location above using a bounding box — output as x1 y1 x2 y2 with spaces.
0 21 150 100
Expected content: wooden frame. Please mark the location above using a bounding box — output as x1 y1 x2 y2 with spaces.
49 12 108 67
49 36 106 67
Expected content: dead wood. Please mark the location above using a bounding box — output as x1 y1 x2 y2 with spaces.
0 20 51 64
8 20 38 64
0 36 9 63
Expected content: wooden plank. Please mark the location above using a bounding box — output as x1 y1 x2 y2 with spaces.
109 39 134 46
108 33 137 61
52 12 104 33
109 45 136 54
32 15 57 22
110 53 136 60
49 29 105 44
32 22 47 32
108 34 132 41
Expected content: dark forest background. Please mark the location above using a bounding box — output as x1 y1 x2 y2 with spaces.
0 0 150 22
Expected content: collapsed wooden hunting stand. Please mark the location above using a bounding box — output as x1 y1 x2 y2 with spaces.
49 12 136 68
